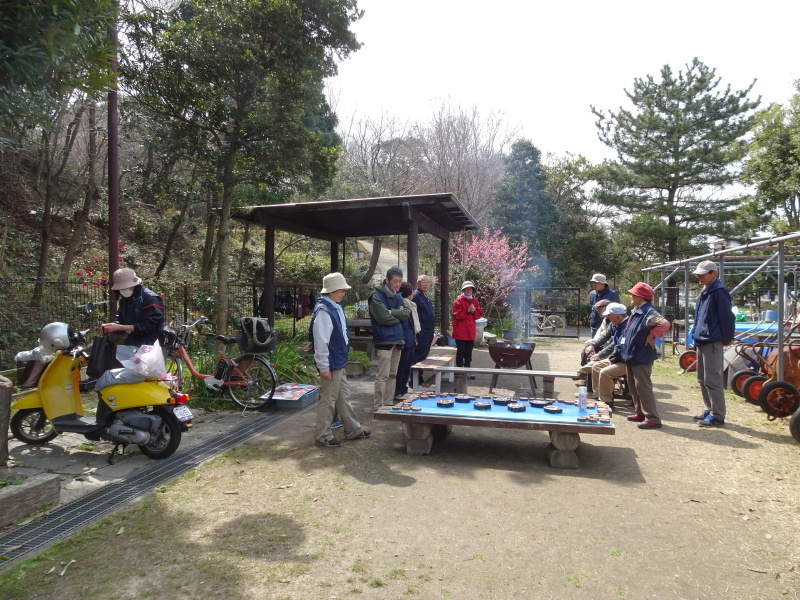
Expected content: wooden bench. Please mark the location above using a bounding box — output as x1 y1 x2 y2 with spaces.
410 352 457 393
431 366 582 396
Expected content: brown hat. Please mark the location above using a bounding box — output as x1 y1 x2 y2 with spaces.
111 268 142 290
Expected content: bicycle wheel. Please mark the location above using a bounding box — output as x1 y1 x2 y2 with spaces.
165 356 184 390
226 355 277 410
548 315 565 336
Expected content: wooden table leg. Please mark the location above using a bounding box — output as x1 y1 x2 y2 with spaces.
546 431 580 468
412 369 421 392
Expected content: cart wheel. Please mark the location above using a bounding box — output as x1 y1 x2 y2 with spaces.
758 381 800 419
742 375 768 404
678 350 697 372
730 369 759 397
789 410 800 443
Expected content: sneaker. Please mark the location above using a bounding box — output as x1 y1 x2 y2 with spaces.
468 374 476 380
627 414 645 422
330 419 343 429
638 421 662 429
693 410 711 421
351 429 371 440
698 414 725 428
314 438 341 447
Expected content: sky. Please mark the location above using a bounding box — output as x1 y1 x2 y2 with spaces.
329 0 800 164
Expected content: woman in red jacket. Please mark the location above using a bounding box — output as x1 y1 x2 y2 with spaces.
452 281 483 379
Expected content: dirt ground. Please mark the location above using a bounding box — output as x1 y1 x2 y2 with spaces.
2 339 799 600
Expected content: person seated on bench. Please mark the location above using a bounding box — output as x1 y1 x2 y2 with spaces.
589 303 629 404
581 299 612 367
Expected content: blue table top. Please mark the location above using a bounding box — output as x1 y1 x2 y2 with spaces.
396 396 613 427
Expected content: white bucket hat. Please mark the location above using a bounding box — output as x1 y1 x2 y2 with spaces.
590 273 607 284
321 272 351 294
461 281 476 292
111 267 142 290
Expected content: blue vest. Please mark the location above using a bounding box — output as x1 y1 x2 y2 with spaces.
311 300 349 371
619 302 660 365
413 289 435 331
370 288 404 344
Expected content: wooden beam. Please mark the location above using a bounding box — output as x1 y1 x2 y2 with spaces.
250 213 345 243
264 226 275 325
403 202 449 240
331 241 339 273
441 237 450 339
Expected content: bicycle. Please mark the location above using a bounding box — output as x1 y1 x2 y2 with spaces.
163 316 277 411
528 307 566 336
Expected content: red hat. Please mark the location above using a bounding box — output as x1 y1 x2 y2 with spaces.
628 282 654 301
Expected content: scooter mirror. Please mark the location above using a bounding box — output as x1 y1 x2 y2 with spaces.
86 302 95 314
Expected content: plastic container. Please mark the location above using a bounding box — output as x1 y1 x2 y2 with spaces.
577 386 587 412
764 310 778 322
474 318 488 345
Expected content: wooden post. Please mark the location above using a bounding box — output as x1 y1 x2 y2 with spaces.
0 376 12 466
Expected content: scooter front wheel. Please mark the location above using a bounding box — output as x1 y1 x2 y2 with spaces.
138 408 181 459
10 408 58 444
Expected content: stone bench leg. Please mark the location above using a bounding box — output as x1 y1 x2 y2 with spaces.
401 422 434 455
545 431 580 469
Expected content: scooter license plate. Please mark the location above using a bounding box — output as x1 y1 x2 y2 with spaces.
173 406 193 422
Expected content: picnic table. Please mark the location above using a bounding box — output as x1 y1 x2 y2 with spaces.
410 352 457 393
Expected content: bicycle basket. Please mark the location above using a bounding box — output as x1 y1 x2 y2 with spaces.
158 326 179 351
238 317 277 353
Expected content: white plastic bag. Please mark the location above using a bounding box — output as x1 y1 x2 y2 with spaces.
118 340 167 379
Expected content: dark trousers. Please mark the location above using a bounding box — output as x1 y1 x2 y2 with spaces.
413 329 434 364
455 339 474 368
395 346 414 397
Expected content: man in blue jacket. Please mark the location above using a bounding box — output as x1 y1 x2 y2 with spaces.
412 275 436 364
589 273 620 336
691 261 735 427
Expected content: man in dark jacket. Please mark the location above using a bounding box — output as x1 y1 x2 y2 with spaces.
368 266 410 410
691 261 736 427
412 275 436 364
589 273 620 336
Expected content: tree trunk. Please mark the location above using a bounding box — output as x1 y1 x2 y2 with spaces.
362 237 382 283
60 103 98 281
31 131 53 308
214 153 237 334
154 196 189 278
200 191 218 281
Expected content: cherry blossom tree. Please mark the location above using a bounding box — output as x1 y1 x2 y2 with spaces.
450 227 536 320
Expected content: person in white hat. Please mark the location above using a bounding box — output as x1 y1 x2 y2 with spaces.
691 261 735 428
102 267 164 347
589 273 620 336
311 272 370 447
452 281 483 378
587 302 630 405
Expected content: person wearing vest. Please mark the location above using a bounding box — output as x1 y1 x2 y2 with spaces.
620 283 671 429
412 275 436 364
395 281 421 399
312 273 370 447
368 266 411 409
102 268 164 347
691 261 735 428
589 273 620 336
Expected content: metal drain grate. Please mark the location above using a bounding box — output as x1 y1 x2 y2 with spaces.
0 411 289 569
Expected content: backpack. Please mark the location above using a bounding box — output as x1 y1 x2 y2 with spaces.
237 317 276 353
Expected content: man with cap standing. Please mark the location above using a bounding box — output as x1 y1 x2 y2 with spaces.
589 274 620 336
311 272 370 447
692 261 735 427
620 283 671 429
102 267 164 347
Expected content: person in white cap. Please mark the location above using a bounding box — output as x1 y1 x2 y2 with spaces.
691 261 735 428
589 273 620 336
452 281 483 378
102 267 164 347
311 272 370 447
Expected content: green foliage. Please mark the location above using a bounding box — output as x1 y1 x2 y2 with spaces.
270 334 318 384
0 0 116 128
592 58 760 261
348 349 371 370
741 86 800 231
133 217 152 242
0 475 26 488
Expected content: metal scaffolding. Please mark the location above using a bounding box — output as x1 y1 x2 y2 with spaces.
641 232 800 380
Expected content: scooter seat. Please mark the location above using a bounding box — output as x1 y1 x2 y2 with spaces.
52 414 103 434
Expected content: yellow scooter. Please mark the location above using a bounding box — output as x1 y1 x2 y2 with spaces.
10 322 192 461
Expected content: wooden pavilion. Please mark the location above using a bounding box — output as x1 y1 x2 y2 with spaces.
235 193 480 335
